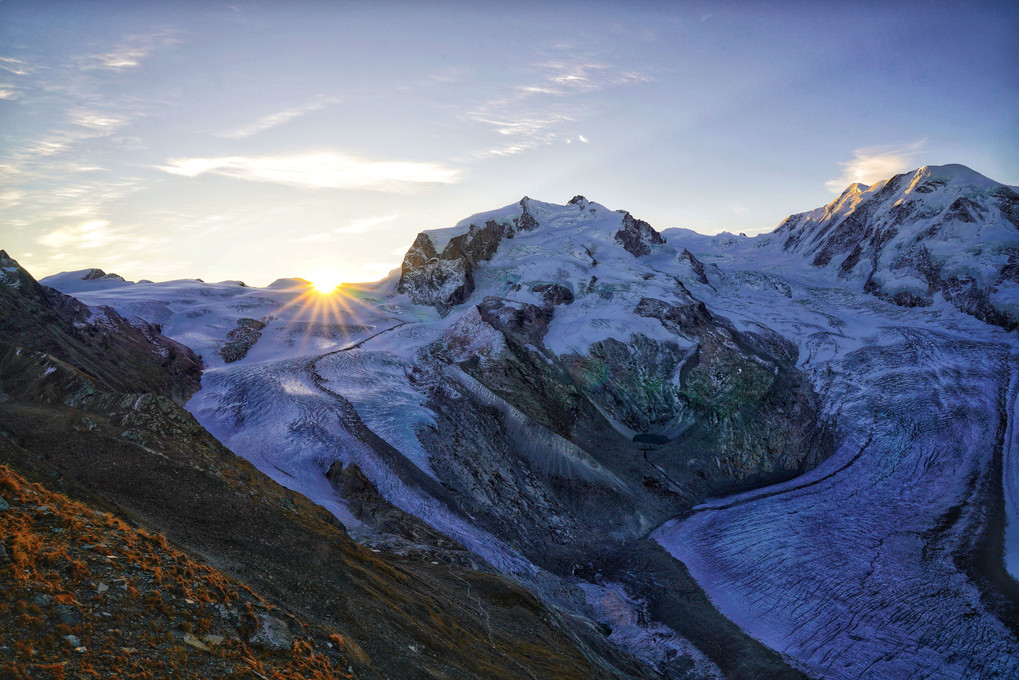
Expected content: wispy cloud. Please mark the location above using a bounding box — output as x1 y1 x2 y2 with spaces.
70 110 129 131
472 141 541 158
825 140 926 192
158 152 461 192
0 57 29 76
465 56 649 155
78 33 180 72
0 190 26 209
0 56 30 99
37 219 114 249
6 109 132 163
221 98 339 139
540 60 650 93
85 47 150 71
469 110 574 138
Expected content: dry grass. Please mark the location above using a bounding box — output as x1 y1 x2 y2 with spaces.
0 465 357 680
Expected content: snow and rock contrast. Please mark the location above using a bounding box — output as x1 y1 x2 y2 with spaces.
775 164 1019 329
36 163 1019 679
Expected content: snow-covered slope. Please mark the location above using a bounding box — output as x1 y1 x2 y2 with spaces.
38 163 1019 680
39 267 135 293
770 164 1019 329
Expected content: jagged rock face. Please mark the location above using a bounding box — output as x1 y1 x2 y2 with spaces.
615 212 667 257
81 268 126 282
397 198 542 314
677 249 711 285
476 297 554 347
531 282 575 305
775 165 1019 329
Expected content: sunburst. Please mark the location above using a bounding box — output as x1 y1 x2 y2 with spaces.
309 271 344 295
267 273 375 357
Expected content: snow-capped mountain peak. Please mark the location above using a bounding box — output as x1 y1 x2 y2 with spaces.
397 196 667 314
774 163 1018 328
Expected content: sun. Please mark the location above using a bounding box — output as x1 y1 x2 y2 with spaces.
309 271 344 294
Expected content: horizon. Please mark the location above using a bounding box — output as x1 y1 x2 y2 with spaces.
2 1 1017 286
17 160 1009 290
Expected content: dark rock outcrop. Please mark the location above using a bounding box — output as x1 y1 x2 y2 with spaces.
615 212 666 257
531 282 575 305
81 268 127 283
219 317 266 363
677 249 710 285
398 198 544 314
477 297 554 347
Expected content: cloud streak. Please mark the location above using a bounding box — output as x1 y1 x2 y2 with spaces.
465 56 649 156
0 57 29 76
159 152 461 192
70 110 129 131
77 33 181 72
825 141 926 191
221 98 339 139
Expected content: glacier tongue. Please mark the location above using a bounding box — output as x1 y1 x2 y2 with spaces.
657 224 1019 680
1004 365 1019 579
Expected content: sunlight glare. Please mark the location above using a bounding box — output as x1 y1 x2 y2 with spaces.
309 271 343 294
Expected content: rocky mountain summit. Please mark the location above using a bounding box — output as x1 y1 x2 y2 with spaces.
23 163 1019 680
774 164 1018 329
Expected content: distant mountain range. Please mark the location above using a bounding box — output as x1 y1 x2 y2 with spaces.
3 164 1017 679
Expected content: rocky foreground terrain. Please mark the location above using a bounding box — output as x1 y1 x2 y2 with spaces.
4 163 1018 679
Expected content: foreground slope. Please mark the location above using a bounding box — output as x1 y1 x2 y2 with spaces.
1 252 640 679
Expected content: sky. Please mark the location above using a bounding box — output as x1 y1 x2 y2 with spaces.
1 0 1017 286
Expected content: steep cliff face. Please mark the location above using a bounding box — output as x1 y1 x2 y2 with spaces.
615 211 667 257
775 164 1019 329
397 198 542 313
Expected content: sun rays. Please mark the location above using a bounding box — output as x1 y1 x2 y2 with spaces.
271 277 376 356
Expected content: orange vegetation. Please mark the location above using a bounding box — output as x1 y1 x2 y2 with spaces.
0 465 357 680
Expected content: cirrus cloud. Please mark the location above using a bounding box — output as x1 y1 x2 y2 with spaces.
221 98 340 139
158 152 462 192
